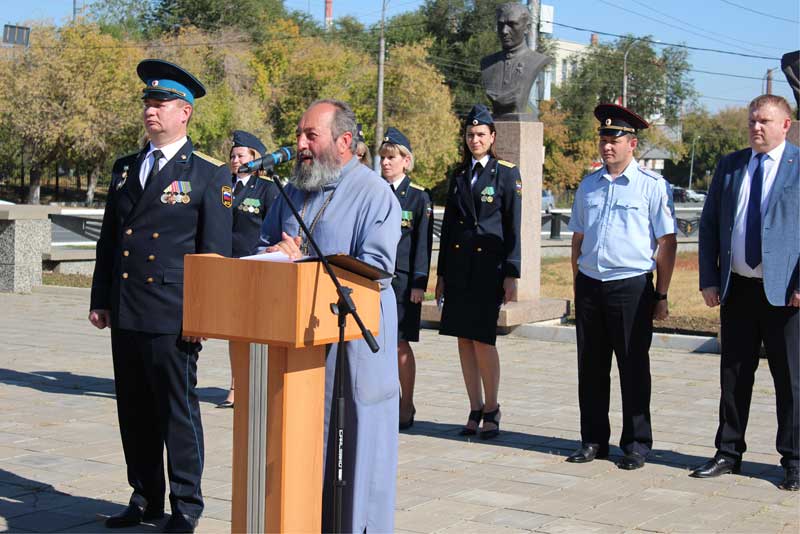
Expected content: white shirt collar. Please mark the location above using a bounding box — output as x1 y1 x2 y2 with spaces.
389 175 406 189
751 141 785 164
234 174 252 187
147 136 188 163
471 155 490 171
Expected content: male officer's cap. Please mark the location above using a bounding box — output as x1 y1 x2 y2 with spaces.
594 103 648 137
356 123 366 143
466 104 494 127
382 127 412 153
137 59 206 105
232 130 266 156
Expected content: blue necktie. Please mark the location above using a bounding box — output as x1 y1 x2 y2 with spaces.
745 152 765 269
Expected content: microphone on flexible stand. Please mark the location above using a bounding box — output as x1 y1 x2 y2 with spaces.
237 146 295 174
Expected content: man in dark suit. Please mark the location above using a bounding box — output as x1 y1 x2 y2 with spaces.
693 94 799 491
89 59 232 531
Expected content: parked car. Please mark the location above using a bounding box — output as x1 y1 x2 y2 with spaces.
671 186 687 203
541 189 555 212
685 189 707 203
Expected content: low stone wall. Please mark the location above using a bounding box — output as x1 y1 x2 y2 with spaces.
43 249 96 276
0 206 58 293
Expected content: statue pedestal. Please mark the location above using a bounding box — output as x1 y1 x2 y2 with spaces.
422 120 568 329
789 121 800 145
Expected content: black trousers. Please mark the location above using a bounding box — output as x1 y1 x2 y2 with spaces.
716 274 800 468
575 272 654 455
110 329 205 518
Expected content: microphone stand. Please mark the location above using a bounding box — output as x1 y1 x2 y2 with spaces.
265 167 380 534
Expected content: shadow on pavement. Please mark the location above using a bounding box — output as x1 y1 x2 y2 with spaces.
401 419 786 488
0 368 227 405
0 468 164 533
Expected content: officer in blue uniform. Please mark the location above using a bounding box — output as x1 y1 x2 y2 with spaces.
379 127 433 429
89 59 232 533
435 104 522 440
215 130 280 409
566 104 677 471
230 130 280 258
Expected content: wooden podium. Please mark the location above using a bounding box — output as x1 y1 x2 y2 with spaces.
182 254 380 533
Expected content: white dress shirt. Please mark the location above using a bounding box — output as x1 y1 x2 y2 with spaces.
234 174 252 190
470 155 490 188
731 141 786 278
139 136 188 187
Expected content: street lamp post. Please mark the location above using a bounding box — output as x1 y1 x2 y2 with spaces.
622 40 637 108
688 135 700 190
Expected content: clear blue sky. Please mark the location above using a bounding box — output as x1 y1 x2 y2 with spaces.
5 0 798 112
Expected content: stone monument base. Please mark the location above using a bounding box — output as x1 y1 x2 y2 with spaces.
789 120 799 145
0 205 57 293
421 298 569 331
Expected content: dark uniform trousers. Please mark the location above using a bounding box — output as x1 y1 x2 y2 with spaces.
717 274 800 468
575 271 655 455
91 139 232 519
111 330 204 515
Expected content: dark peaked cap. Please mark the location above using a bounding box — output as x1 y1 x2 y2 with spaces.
594 103 649 137
232 130 266 156
137 59 206 105
382 127 412 153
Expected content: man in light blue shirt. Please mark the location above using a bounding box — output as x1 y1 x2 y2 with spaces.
566 104 677 470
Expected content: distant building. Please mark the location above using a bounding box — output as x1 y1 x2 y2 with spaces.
547 34 596 89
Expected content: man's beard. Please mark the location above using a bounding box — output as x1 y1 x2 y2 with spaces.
291 147 341 192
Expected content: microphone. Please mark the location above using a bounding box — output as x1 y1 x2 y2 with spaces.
238 146 295 174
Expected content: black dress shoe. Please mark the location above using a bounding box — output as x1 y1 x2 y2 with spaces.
105 502 163 528
617 451 646 470
689 456 741 478
163 513 199 533
215 400 234 409
779 467 799 491
566 444 608 463
399 407 416 430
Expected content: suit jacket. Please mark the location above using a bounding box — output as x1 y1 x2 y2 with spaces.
391 176 433 293
437 157 522 289
699 141 799 306
90 138 233 333
231 174 279 258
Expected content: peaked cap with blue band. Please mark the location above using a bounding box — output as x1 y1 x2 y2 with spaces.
594 103 648 137
382 127 412 153
232 130 266 156
137 59 206 105
466 104 494 126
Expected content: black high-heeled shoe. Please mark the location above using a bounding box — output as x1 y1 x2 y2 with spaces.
459 407 484 436
480 406 501 440
399 407 416 430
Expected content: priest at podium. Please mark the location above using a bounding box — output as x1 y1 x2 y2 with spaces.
257 99 401 532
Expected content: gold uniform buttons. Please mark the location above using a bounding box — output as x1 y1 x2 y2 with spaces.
454 244 460 249
152 232 160 239
146 277 154 284
122 272 129 279
125 229 133 236
476 247 483 252
123 250 130 257
148 255 156 261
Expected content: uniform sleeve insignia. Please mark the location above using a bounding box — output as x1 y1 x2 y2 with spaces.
193 151 225 167
515 179 523 197
222 186 233 208
498 160 516 168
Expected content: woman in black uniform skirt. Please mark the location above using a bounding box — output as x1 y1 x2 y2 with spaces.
379 127 434 429
217 130 280 408
435 105 521 439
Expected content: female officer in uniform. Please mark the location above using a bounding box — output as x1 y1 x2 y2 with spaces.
379 127 433 429
435 104 522 439
217 130 280 408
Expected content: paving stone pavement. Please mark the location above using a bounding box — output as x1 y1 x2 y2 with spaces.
0 287 798 533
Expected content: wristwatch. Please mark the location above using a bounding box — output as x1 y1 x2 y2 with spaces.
654 291 668 301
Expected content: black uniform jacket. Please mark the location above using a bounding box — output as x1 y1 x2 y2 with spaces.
437 157 522 289
232 174 280 258
393 176 434 292
90 138 232 334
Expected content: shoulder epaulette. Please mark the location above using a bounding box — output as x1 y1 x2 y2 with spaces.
256 174 274 183
193 151 225 167
409 182 427 191
639 166 663 180
498 160 516 168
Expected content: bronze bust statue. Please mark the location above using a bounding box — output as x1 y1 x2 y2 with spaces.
480 3 551 117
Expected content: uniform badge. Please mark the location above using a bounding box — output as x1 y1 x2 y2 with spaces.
222 186 233 208
401 210 414 228
116 166 129 190
426 203 433 218
242 198 261 214
515 179 522 197
480 186 495 203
